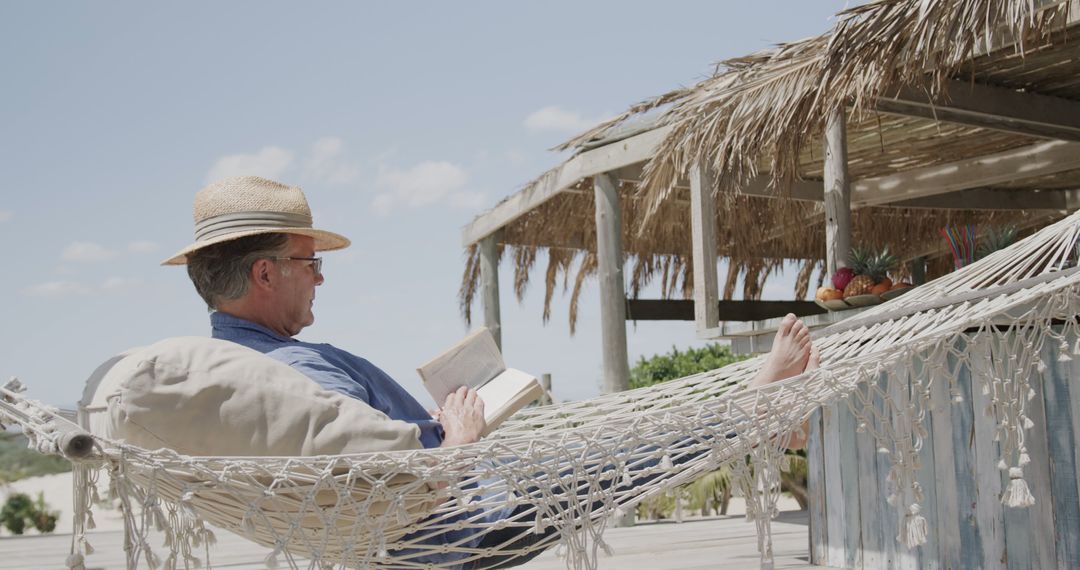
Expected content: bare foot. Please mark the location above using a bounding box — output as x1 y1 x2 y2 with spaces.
750 313 811 388
784 345 819 450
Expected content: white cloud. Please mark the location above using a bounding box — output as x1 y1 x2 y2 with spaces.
62 242 117 263
303 137 360 184
24 281 92 297
449 191 486 210
524 106 608 133
101 276 142 291
206 146 294 183
127 240 159 253
0 210 12 222
372 161 469 215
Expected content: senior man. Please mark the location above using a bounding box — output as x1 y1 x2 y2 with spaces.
165 176 815 568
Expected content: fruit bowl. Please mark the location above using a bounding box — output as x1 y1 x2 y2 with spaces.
880 286 914 301
815 298 851 311
844 294 882 307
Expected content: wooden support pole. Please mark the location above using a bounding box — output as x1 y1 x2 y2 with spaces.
823 106 852 278
593 173 630 395
690 160 720 331
479 234 502 350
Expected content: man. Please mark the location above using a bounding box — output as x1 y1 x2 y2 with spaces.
166 176 816 568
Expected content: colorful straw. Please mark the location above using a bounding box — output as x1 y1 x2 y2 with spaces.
940 224 978 269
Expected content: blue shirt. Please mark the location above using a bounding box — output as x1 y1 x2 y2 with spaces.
210 311 510 568
210 311 445 448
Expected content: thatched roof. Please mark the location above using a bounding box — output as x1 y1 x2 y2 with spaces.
461 0 1080 330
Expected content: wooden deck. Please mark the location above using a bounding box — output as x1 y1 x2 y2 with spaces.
0 510 836 569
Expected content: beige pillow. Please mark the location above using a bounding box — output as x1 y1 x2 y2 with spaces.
87 337 423 456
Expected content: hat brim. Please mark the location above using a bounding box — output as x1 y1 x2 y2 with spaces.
161 227 351 266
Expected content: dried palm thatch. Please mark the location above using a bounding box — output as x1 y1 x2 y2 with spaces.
633 0 1075 213
460 0 1078 331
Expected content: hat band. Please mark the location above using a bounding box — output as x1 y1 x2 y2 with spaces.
194 211 314 242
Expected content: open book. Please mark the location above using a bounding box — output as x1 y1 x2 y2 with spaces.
417 328 544 436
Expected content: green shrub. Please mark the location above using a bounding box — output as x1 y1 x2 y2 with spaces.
629 343 809 519
0 431 71 482
1 492 58 535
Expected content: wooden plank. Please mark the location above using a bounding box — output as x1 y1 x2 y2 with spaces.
623 300 825 322
593 173 630 395
949 341 987 570
1001 330 1057 570
875 373 900 569
854 376 885 569
852 140 1080 208
822 403 848 568
1041 330 1080 568
461 125 673 245
823 106 852 277
968 335 1007 570
928 347 963 570
837 401 862 569
875 79 1080 142
909 355 941 570
887 188 1079 211
479 234 502 350
689 160 720 331
807 409 828 566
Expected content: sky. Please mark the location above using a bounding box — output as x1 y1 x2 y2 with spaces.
0 1 854 409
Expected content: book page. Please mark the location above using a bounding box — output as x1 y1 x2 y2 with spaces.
417 328 505 407
476 368 543 429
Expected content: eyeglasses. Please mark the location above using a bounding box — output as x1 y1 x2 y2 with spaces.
272 256 323 274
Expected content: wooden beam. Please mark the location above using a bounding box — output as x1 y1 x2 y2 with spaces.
625 299 825 321
886 188 1078 211
593 173 630 394
852 140 1080 207
876 79 1080 142
689 160 720 330
823 106 852 276
462 124 674 246
479 234 502 349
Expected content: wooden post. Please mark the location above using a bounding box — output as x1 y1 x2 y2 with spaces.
690 160 720 331
479 234 502 350
593 173 631 395
911 256 927 285
823 106 852 278
540 373 553 406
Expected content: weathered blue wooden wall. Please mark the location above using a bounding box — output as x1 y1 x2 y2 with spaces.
808 330 1078 569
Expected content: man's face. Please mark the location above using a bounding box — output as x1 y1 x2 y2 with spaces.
272 235 323 337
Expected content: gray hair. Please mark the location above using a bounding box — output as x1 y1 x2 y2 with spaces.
186 233 291 310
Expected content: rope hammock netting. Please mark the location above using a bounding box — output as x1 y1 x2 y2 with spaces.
2 209 1079 570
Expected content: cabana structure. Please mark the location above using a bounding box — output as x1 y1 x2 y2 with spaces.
460 0 1080 567
460 0 1080 389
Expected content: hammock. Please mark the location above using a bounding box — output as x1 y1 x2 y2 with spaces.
2 209 1079 570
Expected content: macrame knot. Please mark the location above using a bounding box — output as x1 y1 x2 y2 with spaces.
1002 467 1036 508
659 454 674 470
899 504 928 548
65 553 86 570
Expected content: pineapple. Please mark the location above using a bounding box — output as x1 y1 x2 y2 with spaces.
843 247 896 297
977 225 1017 260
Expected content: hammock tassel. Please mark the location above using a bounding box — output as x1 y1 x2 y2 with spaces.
598 537 615 557
899 504 928 548
65 553 86 570
1003 468 1036 508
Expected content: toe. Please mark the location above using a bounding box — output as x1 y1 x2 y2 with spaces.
777 313 797 337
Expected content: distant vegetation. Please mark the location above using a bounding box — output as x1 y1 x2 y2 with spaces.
0 430 71 484
629 344 808 519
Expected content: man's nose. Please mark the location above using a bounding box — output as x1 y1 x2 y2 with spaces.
315 270 325 286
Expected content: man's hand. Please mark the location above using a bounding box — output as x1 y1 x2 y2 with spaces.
438 386 486 447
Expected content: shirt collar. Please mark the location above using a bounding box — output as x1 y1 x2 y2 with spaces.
210 311 295 343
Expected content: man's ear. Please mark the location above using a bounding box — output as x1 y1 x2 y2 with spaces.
250 258 276 291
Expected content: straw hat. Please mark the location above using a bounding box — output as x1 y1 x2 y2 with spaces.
162 176 350 265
